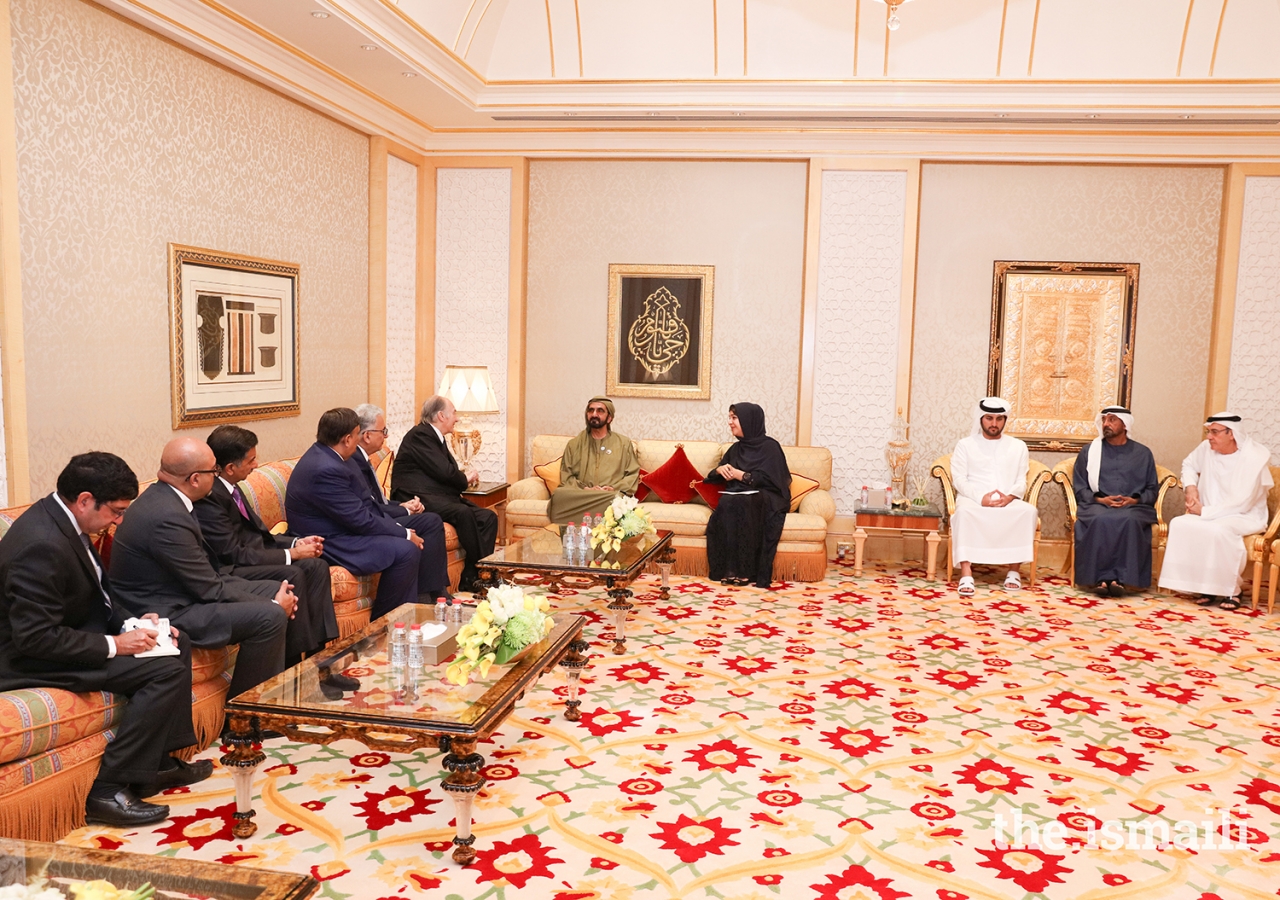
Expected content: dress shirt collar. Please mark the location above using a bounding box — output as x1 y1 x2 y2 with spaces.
51 492 84 536
357 447 371 463
218 476 237 495
431 423 444 444
167 483 194 512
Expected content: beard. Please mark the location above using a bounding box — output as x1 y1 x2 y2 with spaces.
1102 425 1119 438
983 423 1004 438
587 415 607 430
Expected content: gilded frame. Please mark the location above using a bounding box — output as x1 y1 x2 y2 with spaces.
988 261 1139 452
168 244 301 429
606 264 714 400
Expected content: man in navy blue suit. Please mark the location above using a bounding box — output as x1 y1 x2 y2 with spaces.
286 408 451 620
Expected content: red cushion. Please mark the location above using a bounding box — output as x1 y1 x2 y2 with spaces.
693 481 724 509
640 446 704 504
635 469 650 502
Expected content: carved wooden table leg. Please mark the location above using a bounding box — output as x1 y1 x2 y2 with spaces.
605 576 633 656
853 527 868 577
474 567 497 600
925 531 941 581
440 735 485 865
219 713 266 838
657 543 675 601
560 637 590 720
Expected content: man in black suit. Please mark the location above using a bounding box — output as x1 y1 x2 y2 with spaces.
286 408 451 620
390 395 498 593
352 404 426 520
195 425 338 669
0 452 212 827
109 438 293 701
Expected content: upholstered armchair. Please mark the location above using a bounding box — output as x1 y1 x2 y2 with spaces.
930 455 1051 585
1246 466 1280 610
1049 457 1180 586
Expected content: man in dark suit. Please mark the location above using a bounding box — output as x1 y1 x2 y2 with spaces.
195 425 339 669
0 452 212 827
352 404 426 520
390 395 498 593
109 438 293 701
286 408 451 620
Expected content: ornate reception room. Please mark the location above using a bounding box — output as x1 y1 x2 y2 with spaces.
0 0 1279 898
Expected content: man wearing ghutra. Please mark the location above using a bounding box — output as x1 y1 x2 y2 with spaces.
950 397 1038 597
548 397 640 525
1158 412 1274 610
1070 406 1159 596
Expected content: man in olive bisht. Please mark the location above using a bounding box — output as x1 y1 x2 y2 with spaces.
548 396 640 524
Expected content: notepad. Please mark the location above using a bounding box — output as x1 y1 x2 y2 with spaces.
121 617 180 657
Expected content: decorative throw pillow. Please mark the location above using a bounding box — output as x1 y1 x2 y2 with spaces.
789 473 820 512
635 469 651 502
534 457 563 494
693 480 724 510
639 446 704 504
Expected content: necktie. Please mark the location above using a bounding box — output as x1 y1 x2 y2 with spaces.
79 533 111 610
231 484 251 520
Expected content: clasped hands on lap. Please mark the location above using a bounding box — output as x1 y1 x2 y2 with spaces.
1184 485 1203 516
980 490 1016 507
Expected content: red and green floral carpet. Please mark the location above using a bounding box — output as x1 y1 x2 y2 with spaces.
64 564 1280 899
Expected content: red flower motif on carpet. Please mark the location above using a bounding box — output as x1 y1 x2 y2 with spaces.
757 789 802 807
1108 642 1159 661
351 752 391 768
1235 777 1280 814
578 706 644 736
481 763 519 781
654 606 697 620
927 669 986 691
911 802 955 820
988 600 1027 614
684 738 760 772
975 847 1071 893
1058 811 1102 832
591 857 619 870
954 758 1033 794
649 814 741 864
470 832 565 889
606 661 665 683
920 633 969 651
736 622 782 638
1045 690 1109 716
1141 682 1201 704
810 863 910 900
353 785 442 832
819 726 892 758
1003 627 1049 642
1073 744 1151 776
1187 636 1236 654
309 861 350 882
619 777 663 795
826 616 873 633
155 802 237 850
753 874 782 885
723 655 777 676
822 676 883 700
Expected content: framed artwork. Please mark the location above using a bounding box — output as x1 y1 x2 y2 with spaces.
168 244 300 429
606 264 714 400
988 261 1140 451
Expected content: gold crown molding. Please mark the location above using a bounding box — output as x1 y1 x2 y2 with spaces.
453 0 480 52
1178 0 1196 77
544 0 556 78
1210 0 1230 77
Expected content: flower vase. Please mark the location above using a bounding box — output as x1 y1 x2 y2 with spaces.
494 641 535 666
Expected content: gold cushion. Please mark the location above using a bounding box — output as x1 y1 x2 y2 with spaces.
534 457 563 493
789 473 820 512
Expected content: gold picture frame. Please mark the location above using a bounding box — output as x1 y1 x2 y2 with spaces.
988 261 1139 452
168 244 301 429
606 264 715 400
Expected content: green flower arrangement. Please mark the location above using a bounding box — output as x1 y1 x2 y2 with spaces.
445 584 553 685
589 495 656 553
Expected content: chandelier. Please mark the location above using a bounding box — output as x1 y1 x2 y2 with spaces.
869 0 915 32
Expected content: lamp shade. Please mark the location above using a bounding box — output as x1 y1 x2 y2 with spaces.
438 365 500 414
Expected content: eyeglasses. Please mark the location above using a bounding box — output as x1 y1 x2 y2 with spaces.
1205 427 1231 436
363 427 389 437
189 468 220 477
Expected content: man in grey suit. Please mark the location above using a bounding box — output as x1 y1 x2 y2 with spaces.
110 438 294 700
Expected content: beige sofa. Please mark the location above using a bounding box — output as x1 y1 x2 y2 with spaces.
508 436 836 582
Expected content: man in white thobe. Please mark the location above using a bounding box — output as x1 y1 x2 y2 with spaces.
1158 412 1273 610
950 397 1039 595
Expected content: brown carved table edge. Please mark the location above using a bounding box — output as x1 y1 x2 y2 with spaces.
221 620 588 866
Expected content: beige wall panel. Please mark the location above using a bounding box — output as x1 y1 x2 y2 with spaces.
912 163 1223 538
12 0 369 494
525 160 806 473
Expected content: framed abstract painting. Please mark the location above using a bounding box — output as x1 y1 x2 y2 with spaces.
168 244 300 429
988 261 1140 452
606 263 715 400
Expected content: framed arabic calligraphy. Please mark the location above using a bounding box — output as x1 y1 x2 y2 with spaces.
606 264 715 400
168 244 301 429
988 261 1140 452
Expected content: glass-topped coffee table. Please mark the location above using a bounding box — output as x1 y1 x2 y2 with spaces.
222 605 586 865
853 504 944 579
0 837 316 899
475 528 675 657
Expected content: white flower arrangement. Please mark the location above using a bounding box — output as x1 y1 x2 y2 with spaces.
445 584 554 686
589 494 656 553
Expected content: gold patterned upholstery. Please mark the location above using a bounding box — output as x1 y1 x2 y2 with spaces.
1246 466 1280 610
1050 456 1180 586
930 454 1051 586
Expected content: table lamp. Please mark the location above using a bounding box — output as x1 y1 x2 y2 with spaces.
438 364 500 471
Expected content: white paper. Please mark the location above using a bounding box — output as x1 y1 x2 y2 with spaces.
417 623 447 641
121 616 181 657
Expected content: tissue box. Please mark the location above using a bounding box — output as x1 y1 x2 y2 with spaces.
423 623 460 666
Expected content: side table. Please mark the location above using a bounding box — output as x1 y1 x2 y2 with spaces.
853 504 943 580
463 481 509 544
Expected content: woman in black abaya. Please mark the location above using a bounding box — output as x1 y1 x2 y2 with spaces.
704 403 791 588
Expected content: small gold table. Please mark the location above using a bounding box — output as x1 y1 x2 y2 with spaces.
462 481 509 544
853 505 944 579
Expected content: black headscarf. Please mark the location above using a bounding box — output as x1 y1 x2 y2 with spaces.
716 402 792 498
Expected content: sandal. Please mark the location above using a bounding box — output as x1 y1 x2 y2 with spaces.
1003 571 1022 591
1218 596 1242 611
1195 595 1218 607
958 575 976 597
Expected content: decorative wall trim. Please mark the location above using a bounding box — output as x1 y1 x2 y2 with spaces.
385 154 419 447
0 0 28 505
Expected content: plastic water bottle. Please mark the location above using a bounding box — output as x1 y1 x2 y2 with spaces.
860 485 870 508
450 598 465 624
885 486 894 508
389 623 407 668
407 623 424 669
581 515 593 548
434 598 447 622
562 523 576 556
593 513 603 528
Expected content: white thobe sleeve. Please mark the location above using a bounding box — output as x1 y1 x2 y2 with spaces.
1181 442 1206 488
1005 441 1029 498
951 441 976 502
1201 462 1273 521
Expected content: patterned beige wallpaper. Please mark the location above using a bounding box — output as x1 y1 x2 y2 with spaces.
12 0 369 494
911 163 1224 538
525 160 806 472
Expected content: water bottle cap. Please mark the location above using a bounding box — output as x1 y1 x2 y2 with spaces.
394 623 405 630
435 597 445 604
410 623 421 630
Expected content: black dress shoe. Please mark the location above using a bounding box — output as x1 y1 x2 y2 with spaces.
85 788 169 827
321 672 361 692
456 576 482 594
153 757 214 790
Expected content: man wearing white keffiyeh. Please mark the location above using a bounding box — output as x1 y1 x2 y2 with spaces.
1070 406 1159 596
1158 412 1274 610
